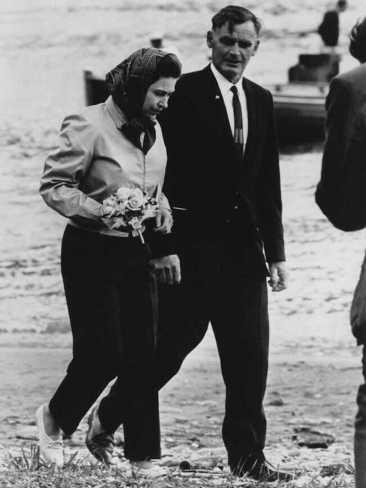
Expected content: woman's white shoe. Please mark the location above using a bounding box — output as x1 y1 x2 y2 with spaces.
35 404 64 467
130 461 167 478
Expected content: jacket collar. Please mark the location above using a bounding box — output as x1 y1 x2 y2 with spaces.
202 65 232 140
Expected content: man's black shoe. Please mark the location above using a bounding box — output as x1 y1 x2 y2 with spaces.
232 457 293 482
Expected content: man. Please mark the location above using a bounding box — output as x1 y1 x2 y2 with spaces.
315 17 366 488
153 5 289 481
318 0 348 49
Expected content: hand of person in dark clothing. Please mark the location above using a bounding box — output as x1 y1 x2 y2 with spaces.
269 261 288 292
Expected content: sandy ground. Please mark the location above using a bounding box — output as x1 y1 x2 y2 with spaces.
0 328 362 481
2 0 366 483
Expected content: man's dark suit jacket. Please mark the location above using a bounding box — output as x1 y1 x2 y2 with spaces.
315 63 366 344
161 65 285 275
315 63 366 232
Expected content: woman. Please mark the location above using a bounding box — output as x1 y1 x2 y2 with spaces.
37 48 181 476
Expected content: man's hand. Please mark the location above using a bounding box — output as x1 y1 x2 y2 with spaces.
150 254 181 285
155 208 173 234
268 261 288 292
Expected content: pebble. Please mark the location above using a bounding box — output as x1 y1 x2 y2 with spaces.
293 427 335 448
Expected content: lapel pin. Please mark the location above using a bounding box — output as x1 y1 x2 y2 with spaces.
215 95 220 100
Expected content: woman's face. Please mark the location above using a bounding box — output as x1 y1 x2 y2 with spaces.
142 77 177 120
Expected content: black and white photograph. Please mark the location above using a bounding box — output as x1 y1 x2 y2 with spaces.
1 0 366 486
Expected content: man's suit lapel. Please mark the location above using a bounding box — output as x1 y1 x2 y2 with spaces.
201 66 234 143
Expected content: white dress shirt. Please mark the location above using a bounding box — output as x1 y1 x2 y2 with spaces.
210 63 248 151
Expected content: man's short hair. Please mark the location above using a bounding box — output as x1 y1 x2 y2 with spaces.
349 17 366 63
211 5 262 35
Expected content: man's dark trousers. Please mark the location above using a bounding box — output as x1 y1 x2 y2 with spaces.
155 236 269 470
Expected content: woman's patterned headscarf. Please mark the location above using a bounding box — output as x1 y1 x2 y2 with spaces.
106 48 171 154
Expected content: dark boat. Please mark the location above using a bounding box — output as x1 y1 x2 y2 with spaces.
84 70 109 105
267 53 340 142
271 81 327 141
83 53 338 143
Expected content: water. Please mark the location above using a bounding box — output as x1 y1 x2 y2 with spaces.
1 0 366 335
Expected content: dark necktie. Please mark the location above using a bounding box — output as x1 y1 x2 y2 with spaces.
230 85 244 157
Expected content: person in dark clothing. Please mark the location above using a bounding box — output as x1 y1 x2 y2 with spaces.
318 0 348 47
315 17 366 488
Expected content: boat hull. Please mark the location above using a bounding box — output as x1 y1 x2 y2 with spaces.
271 83 327 142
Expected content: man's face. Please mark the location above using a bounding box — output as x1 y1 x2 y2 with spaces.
142 77 177 120
207 21 259 83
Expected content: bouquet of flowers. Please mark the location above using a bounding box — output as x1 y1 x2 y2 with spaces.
101 187 159 243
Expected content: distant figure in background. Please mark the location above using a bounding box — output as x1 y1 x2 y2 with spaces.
315 17 366 488
150 32 180 57
318 0 348 49
150 32 165 49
